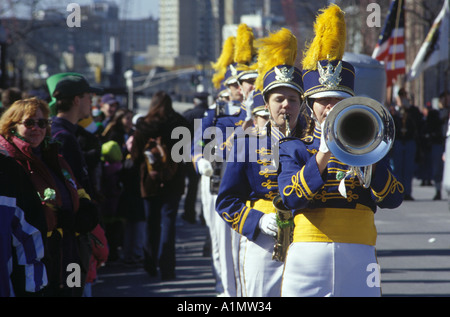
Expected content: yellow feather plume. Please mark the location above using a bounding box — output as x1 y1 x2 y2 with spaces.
211 36 235 89
254 28 298 92
234 23 256 66
302 4 346 71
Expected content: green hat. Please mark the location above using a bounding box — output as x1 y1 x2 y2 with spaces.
46 72 81 116
101 140 123 163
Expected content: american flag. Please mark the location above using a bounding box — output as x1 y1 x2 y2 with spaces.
408 0 449 80
372 0 406 87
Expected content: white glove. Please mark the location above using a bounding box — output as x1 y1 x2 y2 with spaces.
258 213 278 237
244 91 254 121
319 120 329 153
197 158 213 177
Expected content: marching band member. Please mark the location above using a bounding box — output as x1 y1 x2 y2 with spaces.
216 28 303 297
214 23 259 296
192 31 249 296
277 4 404 297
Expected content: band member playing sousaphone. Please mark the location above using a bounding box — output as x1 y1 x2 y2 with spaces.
215 28 305 297
277 4 404 297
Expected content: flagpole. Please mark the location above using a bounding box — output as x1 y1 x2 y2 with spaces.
445 62 449 108
390 0 403 72
390 0 403 105
372 0 407 105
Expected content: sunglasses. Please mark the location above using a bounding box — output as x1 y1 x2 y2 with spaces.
19 118 51 129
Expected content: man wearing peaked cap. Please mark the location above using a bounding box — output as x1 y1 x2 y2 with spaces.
46 72 86 116
47 72 103 296
52 75 103 99
100 93 120 127
50 73 103 196
277 4 404 297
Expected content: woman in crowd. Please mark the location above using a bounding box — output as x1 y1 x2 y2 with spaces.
0 97 98 296
101 107 134 154
130 90 188 280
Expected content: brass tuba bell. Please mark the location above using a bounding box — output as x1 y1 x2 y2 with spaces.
322 96 395 188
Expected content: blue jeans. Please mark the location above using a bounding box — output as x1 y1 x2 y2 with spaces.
391 140 416 196
431 143 444 189
143 194 180 278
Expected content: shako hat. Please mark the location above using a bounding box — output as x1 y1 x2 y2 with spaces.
234 23 258 82
251 90 269 117
254 28 303 101
301 4 355 99
212 36 240 89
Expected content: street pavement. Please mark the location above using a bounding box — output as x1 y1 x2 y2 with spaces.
376 179 450 297
92 179 450 298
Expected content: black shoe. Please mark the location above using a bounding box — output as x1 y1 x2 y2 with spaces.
161 272 176 281
202 240 211 257
181 213 196 224
404 194 414 201
143 252 157 277
433 192 441 200
144 263 157 277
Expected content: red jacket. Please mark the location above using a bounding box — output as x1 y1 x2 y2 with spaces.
86 224 109 283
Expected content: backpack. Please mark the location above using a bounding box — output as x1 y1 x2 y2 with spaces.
139 136 177 198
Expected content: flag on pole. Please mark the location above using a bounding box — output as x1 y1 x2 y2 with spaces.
372 0 406 87
408 0 449 80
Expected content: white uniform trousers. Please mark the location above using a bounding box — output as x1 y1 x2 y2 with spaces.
230 228 243 296
213 201 237 296
281 242 381 297
237 235 247 296
242 233 284 297
200 175 223 295
202 174 237 297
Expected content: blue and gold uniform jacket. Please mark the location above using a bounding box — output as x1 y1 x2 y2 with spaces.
216 126 285 241
191 103 247 170
278 126 404 245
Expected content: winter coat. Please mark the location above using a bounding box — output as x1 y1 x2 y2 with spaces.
0 135 98 294
132 112 188 198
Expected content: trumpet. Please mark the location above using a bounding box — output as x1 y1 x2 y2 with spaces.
322 96 395 187
272 195 294 262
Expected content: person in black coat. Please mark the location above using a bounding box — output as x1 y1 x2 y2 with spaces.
131 91 189 280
